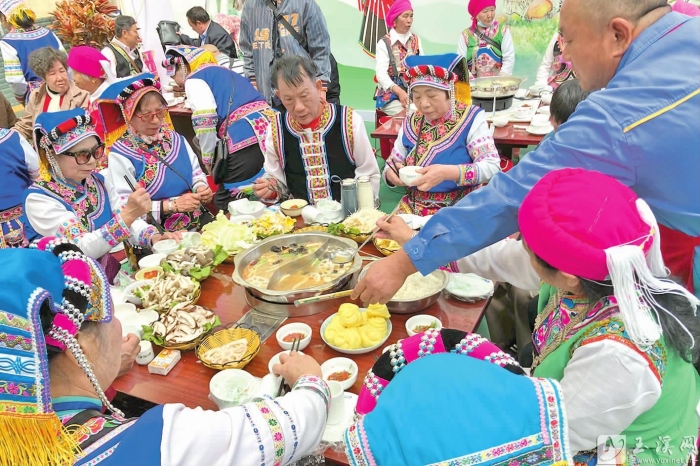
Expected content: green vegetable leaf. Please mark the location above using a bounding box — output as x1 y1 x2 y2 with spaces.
161 262 175 274
326 223 343 236
203 316 221 333
212 245 229 266
189 266 211 281
142 324 165 346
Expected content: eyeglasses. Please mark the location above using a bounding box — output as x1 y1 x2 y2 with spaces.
63 144 105 165
133 107 167 122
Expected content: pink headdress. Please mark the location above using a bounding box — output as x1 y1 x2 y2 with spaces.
519 168 698 347
673 0 700 17
67 46 115 82
468 0 496 28
386 0 413 28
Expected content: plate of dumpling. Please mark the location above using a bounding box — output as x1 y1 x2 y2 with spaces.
321 303 392 355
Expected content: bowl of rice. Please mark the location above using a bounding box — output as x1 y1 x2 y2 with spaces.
359 264 449 314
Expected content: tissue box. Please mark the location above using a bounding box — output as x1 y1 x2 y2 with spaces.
147 349 181 376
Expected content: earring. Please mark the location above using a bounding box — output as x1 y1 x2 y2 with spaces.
47 153 65 181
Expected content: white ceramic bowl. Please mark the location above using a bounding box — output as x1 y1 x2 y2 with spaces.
316 200 344 223
236 200 266 218
399 166 421 186
110 286 127 305
514 88 529 99
135 266 163 282
541 93 553 105
492 116 509 128
280 199 309 217
405 315 443 337
276 323 312 351
321 357 359 391
209 369 256 409
531 114 551 127
229 214 256 225
119 309 159 332
180 232 202 248
123 279 154 306
114 302 137 320
537 105 551 116
529 84 552 96
268 350 306 375
139 253 166 269
152 239 178 255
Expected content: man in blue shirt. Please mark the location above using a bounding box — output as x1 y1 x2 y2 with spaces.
353 0 700 303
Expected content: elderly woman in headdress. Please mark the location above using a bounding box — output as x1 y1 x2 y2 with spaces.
0 238 330 466
0 126 39 248
100 73 213 232
0 0 64 104
457 0 514 78
384 53 500 217
21 109 177 260
67 45 117 147
374 0 422 117
164 46 276 210
13 47 90 141
347 168 700 466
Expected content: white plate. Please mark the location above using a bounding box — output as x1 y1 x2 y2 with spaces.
396 214 432 230
321 357 359 391
322 392 359 443
445 273 495 302
526 125 554 135
320 310 392 355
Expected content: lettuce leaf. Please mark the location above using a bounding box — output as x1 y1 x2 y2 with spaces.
142 324 165 346
189 266 211 281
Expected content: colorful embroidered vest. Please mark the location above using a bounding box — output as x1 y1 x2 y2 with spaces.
548 36 575 90
271 103 357 204
2 27 62 86
464 22 506 78
375 33 420 108
22 173 113 243
532 289 700 465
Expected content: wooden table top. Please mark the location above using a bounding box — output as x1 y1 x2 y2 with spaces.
370 113 544 147
112 241 490 464
168 103 192 117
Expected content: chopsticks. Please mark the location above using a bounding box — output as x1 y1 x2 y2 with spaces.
294 290 353 307
355 204 401 252
386 160 401 181
123 176 166 234
276 337 300 397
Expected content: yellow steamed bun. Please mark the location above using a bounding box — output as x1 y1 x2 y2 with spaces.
359 324 386 348
332 327 362 349
366 303 391 319
338 303 363 328
366 316 388 332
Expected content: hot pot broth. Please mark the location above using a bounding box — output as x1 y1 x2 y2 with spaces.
241 241 351 290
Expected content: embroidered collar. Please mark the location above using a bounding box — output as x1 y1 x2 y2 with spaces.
476 20 500 38
423 106 459 126
127 126 165 146
10 25 39 34
289 102 332 133
53 396 102 418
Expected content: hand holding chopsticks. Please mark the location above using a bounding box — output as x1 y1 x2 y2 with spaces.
276 337 301 397
123 176 165 234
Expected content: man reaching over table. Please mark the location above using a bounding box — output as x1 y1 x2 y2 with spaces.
353 0 700 303
253 55 380 205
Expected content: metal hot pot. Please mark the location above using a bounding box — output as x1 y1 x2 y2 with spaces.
231 232 363 317
470 75 527 112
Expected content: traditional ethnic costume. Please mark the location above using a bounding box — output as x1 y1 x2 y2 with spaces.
163 46 277 210
0 0 64 104
261 101 380 205
21 109 158 259
98 73 209 232
457 0 514 78
520 168 700 464
373 0 422 116
535 32 575 90
66 45 116 152
346 329 572 465
404 13 700 299
101 37 143 79
0 127 38 248
0 238 331 466
386 53 500 217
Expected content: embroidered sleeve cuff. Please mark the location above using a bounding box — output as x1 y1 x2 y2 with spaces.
57 217 88 244
292 375 331 412
98 214 132 247
457 164 481 186
138 225 158 247
202 153 214 167
192 110 218 134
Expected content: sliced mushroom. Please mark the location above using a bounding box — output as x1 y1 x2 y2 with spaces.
152 321 167 336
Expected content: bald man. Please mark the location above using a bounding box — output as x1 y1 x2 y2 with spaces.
355 0 700 303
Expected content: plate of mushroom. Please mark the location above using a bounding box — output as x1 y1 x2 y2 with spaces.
142 302 221 350
140 273 201 313
160 245 228 281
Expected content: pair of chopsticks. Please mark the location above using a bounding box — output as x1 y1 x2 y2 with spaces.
356 204 401 252
386 160 401 181
276 337 300 397
123 176 165 234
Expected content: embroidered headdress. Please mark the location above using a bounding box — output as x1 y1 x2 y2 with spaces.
344 331 572 465
162 46 217 78
0 238 117 466
519 168 699 347
0 0 34 27
385 0 412 28
33 108 99 181
403 53 470 111
97 72 174 149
